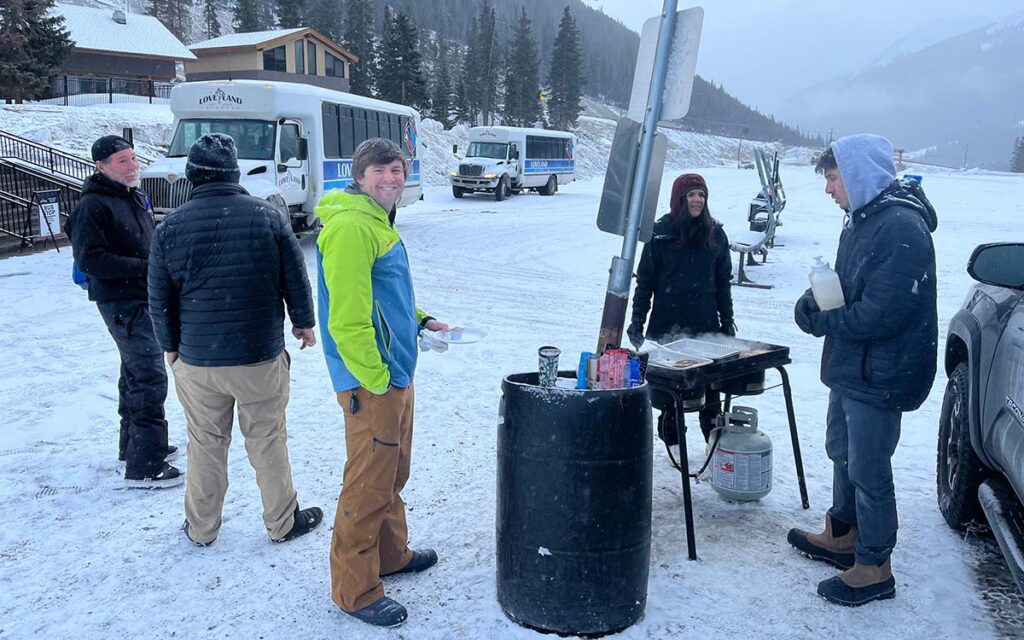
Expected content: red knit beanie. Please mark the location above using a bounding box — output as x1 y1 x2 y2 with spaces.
669 173 708 216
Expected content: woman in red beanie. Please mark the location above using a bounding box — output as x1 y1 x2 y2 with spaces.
627 172 735 447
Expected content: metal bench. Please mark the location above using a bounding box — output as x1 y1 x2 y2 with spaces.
730 149 785 289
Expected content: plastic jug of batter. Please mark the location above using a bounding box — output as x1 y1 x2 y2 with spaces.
809 257 845 311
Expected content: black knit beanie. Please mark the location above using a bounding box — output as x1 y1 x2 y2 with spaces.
91 135 133 162
186 133 241 186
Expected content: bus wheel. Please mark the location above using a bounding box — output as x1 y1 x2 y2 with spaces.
539 175 557 196
495 175 509 201
452 185 465 199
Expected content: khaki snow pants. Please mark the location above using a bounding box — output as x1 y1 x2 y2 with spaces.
331 385 415 612
172 351 298 543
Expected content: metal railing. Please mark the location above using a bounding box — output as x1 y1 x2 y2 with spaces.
0 129 93 182
43 74 174 107
0 160 82 247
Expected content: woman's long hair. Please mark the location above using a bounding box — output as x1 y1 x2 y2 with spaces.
669 173 717 249
672 202 717 249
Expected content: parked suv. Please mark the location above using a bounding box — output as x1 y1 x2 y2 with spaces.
938 242 1024 595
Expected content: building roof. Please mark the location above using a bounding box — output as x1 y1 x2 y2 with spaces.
188 28 306 51
53 3 196 60
190 27 358 63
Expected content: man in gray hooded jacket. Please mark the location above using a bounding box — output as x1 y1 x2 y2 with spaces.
787 134 938 606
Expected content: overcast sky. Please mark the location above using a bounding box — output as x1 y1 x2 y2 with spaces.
580 0 1021 117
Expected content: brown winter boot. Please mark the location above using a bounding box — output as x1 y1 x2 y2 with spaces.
817 558 896 606
787 514 857 569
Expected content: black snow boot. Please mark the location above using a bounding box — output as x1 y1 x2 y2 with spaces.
382 548 438 577
344 596 408 627
272 506 323 543
817 558 896 606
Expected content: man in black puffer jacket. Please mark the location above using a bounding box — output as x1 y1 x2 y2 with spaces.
149 133 323 546
788 134 938 607
69 135 181 488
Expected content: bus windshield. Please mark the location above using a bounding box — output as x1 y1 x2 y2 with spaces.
466 142 508 160
168 119 277 160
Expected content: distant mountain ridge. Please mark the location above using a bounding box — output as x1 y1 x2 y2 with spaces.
781 12 1024 170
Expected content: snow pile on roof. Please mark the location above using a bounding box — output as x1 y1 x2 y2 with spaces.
190 28 306 51
53 3 196 60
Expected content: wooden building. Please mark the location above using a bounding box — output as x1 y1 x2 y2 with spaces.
186 28 358 93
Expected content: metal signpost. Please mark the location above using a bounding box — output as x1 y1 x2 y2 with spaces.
595 2 703 352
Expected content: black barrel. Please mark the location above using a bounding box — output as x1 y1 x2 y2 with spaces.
496 371 653 636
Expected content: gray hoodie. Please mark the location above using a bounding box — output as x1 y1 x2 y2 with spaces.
832 134 897 213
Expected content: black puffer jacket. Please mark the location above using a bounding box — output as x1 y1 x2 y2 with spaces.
68 173 155 302
148 182 315 367
803 179 938 411
631 215 734 341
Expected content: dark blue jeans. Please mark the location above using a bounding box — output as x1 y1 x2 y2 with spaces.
96 300 169 477
825 390 902 566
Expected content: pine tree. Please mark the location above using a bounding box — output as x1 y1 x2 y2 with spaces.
546 6 584 131
453 49 472 125
0 0 73 103
233 0 260 32
467 1 499 126
147 0 192 43
460 15 479 124
202 0 221 40
502 7 541 127
256 0 275 31
275 0 303 29
378 9 429 110
430 49 452 128
343 0 376 97
306 0 341 41
1012 136 1024 173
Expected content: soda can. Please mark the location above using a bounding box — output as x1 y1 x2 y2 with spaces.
585 355 599 389
577 351 595 389
538 346 560 388
627 358 642 387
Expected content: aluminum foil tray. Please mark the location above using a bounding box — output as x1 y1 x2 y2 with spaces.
645 347 713 370
662 338 743 361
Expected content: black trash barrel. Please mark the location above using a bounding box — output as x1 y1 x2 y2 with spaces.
496 371 653 636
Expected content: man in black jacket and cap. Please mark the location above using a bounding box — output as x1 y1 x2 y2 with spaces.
69 135 181 487
149 133 322 546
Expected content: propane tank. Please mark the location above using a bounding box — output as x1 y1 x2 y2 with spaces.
710 406 772 501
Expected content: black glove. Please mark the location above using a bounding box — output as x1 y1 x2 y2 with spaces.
794 290 820 335
626 321 645 349
719 320 737 337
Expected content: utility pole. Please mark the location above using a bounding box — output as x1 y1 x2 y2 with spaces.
962 143 969 170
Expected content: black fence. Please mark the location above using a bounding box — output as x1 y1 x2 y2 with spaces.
44 75 174 106
0 161 82 248
0 130 94 181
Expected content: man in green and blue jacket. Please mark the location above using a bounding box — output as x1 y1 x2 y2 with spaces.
316 138 449 628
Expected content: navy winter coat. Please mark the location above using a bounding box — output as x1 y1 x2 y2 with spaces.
799 176 938 411
69 173 155 303
148 182 315 367
631 215 734 342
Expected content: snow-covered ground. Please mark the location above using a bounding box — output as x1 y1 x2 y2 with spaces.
2 158 1024 638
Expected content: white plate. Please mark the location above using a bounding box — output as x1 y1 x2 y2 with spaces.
431 327 487 344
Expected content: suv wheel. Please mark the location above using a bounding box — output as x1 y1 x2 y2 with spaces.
937 361 989 529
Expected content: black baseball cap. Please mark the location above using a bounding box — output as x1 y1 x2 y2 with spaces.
91 135 134 162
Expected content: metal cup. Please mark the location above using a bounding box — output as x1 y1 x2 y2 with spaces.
538 346 560 388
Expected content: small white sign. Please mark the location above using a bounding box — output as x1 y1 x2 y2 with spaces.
35 191 62 238
627 7 704 124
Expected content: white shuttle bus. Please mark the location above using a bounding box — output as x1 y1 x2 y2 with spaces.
140 80 422 235
450 126 575 201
